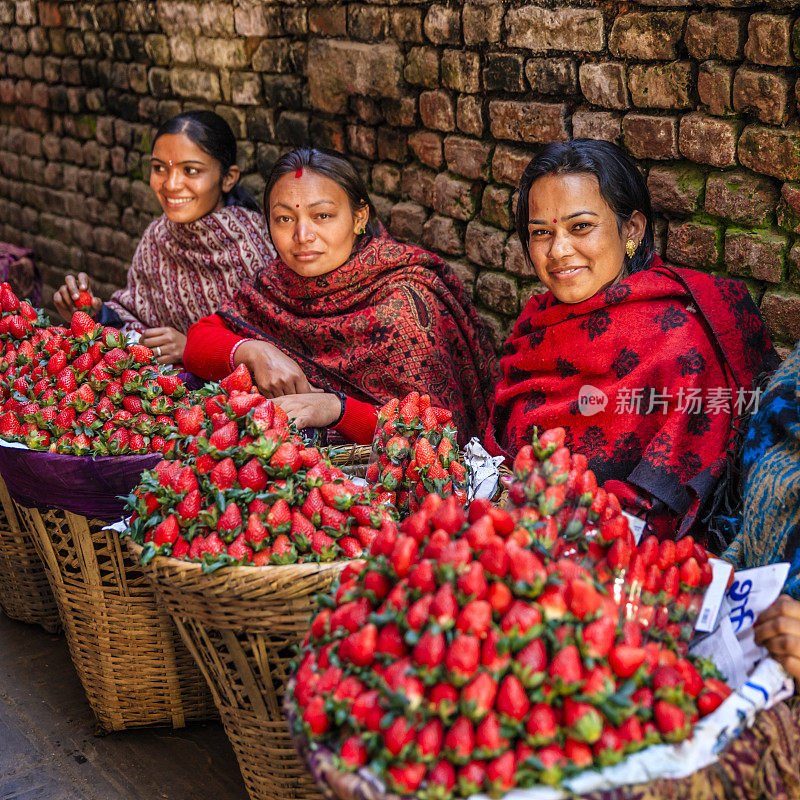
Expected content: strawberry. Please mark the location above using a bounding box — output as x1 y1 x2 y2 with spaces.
210 457 237 491
238 458 267 492
176 405 204 437
128 343 153 364
461 672 498 720
457 761 486 796
385 716 416 757
70 311 97 340
153 515 180 547
697 689 726 716
654 700 689 742
386 762 425 794
302 695 329 735
220 363 253 394
486 751 515 794
475 711 509 754
209 421 238 451
548 644 582 686
456 600 492 638
525 703 558 745
412 629 445 669
495 675 529 721
444 635 480 683
563 697 603 744
609 645 647 679
340 735 367 770
74 290 94 312
581 614 616 659
270 441 302 474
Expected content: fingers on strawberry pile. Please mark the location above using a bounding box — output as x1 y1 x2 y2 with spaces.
293 428 731 798
126 365 397 568
0 292 189 456
367 392 467 517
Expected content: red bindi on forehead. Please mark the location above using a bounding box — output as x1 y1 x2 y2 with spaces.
295 167 303 178
553 219 557 223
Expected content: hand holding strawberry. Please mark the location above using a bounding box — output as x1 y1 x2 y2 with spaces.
53 272 103 322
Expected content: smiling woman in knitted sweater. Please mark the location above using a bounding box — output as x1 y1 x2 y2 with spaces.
53 111 274 366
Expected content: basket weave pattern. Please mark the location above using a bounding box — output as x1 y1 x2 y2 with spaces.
127 538 344 800
0 478 59 631
19 507 216 732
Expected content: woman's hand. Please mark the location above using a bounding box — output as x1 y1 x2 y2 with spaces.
234 340 313 398
273 392 341 430
754 594 800 681
140 326 187 365
53 272 103 322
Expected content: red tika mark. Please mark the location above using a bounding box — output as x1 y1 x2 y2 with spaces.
295 167 303 178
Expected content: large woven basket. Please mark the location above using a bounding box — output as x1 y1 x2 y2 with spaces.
18 506 217 732
0 477 59 631
125 537 346 800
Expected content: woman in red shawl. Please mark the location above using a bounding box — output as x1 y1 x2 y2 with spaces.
53 111 274 365
183 148 498 444
487 139 778 540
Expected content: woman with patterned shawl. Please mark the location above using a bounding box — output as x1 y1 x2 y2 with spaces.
487 139 778 541
53 111 274 365
183 148 499 444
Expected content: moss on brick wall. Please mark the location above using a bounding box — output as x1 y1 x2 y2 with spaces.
0 0 799 346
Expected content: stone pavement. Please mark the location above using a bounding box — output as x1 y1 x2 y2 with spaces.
0 612 248 800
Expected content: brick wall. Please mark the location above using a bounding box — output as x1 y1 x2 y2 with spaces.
1 1 799 348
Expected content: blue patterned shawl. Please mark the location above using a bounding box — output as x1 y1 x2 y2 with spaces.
723 346 800 598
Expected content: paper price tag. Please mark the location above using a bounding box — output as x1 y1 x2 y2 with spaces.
694 558 733 633
621 512 646 544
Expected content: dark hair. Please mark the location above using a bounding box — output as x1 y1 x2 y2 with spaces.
153 111 260 212
516 138 655 274
262 148 381 240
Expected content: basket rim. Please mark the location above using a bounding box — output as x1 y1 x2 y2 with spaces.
123 536 350 578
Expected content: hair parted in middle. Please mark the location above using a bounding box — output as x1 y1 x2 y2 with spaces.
515 138 656 274
263 148 382 240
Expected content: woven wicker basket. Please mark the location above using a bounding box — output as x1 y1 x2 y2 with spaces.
125 537 346 800
0 477 60 632
18 506 216 733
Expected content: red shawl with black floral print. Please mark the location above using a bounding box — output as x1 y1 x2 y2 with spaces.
218 233 499 441
487 258 778 536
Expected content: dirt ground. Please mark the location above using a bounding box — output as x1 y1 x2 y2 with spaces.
0 612 248 800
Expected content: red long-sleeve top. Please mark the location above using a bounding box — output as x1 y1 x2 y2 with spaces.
184 314 378 444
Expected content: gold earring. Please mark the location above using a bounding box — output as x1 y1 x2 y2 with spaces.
357 227 365 235
625 239 637 258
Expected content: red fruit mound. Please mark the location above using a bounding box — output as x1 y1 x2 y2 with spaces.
368 391 466 518
126 365 398 567
0 300 189 456
291 429 729 797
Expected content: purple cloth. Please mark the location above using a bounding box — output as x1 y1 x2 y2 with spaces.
0 242 42 306
176 370 206 390
0 447 160 522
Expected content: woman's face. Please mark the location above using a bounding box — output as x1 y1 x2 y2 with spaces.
526 172 646 304
268 170 369 278
149 132 238 223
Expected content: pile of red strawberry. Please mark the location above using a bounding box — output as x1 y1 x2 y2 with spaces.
0 295 190 456
126 365 397 567
291 429 731 798
367 392 467 518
